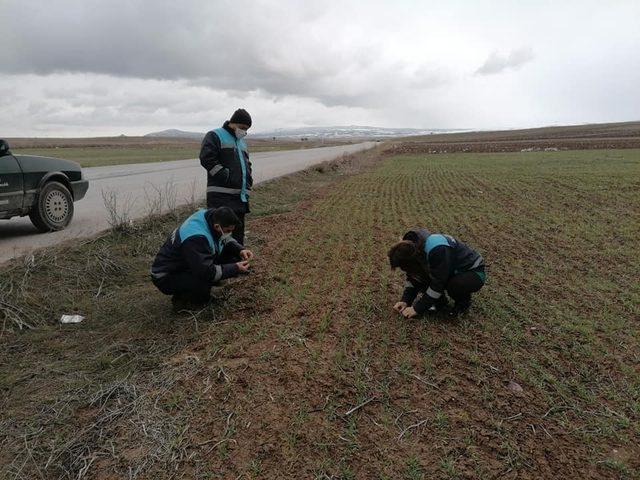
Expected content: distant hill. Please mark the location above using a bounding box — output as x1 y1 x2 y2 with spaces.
145 126 463 140
251 126 462 138
144 129 204 140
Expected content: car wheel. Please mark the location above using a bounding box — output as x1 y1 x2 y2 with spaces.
29 181 74 232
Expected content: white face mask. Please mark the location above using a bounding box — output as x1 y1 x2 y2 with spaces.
235 128 247 139
216 225 234 242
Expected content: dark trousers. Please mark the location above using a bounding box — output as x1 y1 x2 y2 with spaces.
206 193 246 245
231 212 245 245
153 271 211 302
152 251 241 301
446 270 485 306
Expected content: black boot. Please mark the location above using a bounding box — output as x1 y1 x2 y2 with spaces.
424 295 449 314
449 297 471 317
435 296 449 312
171 292 211 312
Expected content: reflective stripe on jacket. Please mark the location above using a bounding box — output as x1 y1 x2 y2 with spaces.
200 122 253 210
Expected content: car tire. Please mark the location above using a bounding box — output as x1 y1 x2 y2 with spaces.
29 181 74 232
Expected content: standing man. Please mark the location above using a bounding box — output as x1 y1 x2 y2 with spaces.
200 109 253 244
388 228 486 317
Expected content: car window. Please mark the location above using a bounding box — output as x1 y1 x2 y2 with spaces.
0 140 11 157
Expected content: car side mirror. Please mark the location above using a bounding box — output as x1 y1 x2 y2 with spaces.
0 139 11 157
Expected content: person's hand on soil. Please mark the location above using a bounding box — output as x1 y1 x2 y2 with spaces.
401 306 418 319
393 301 407 313
236 261 251 273
240 249 254 261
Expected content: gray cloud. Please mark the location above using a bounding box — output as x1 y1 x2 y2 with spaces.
0 0 450 110
1 0 639 136
476 47 534 75
0 73 388 136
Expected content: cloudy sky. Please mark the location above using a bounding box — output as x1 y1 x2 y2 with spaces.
1 0 639 137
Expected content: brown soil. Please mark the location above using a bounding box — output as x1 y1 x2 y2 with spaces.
2 146 637 479
391 121 640 153
128 206 630 480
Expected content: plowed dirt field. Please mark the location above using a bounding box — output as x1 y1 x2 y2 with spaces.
1 147 638 479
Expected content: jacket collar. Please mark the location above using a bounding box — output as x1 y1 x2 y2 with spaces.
223 120 237 138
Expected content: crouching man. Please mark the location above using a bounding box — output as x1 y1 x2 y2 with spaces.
151 207 254 308
388 229 486 318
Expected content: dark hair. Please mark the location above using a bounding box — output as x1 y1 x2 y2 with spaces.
388 240 419 270
209 207 240 228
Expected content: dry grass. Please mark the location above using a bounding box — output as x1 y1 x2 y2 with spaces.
7 136 356 167
0 148 379 479
1 146 638 479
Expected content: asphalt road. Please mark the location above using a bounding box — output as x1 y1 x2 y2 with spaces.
0 142 376 263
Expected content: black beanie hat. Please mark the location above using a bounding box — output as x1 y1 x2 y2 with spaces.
229 108 252 127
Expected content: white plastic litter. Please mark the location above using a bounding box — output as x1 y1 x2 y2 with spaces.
60 314 85 324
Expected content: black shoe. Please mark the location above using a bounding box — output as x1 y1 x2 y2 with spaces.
171 293 210 312
425 296 449 314
435 296 449 312
448 299 471 317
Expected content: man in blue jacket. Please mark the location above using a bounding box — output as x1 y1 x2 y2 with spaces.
200 109 253 244
151 207 254 308
388 229 486 317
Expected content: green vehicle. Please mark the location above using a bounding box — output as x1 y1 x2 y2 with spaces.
0 139 89 232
